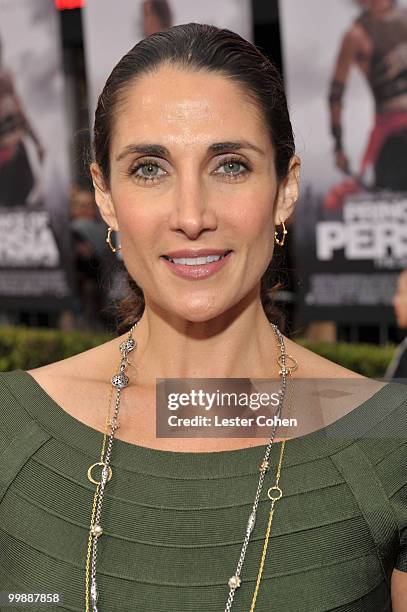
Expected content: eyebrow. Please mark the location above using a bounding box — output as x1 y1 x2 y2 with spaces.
115 140 265 161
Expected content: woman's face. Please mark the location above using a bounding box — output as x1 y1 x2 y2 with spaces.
93 64 299 323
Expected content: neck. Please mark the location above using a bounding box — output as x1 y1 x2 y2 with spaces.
121 299 283 386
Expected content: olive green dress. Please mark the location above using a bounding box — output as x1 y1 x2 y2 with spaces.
0 370 406 611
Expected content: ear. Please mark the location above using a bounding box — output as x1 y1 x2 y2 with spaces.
273 155 301 226
90 163 119 230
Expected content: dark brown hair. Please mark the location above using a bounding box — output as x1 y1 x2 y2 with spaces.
93 23 295 333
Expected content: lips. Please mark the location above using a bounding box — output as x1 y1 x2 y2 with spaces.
160 249 233 279
161 248 232 260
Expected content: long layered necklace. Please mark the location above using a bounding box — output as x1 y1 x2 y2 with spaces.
85 320 298 612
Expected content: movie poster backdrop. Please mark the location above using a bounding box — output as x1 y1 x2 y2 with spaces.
83 0 253 121
279 0 407 323
0 0 72 309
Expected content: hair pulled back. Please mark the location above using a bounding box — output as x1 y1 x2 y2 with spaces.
93 22 295 333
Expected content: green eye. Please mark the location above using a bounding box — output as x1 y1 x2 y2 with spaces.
215 156 250 179
130 161 166 182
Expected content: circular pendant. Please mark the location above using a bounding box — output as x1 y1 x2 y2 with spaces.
277 353 298 373
267 485 283 501
87 461 113 485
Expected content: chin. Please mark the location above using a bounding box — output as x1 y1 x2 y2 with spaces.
178 310 225 324
173 302 229 323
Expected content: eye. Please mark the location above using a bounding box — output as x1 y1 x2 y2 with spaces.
129 159 167 183
214 156 251 179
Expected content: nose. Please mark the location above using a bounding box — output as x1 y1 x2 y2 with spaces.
167 173 217 239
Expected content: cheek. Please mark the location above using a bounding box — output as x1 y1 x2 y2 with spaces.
233 196 275 254
111 187 156 247
122 214 158 255
115 212 160 274
228 185 275 229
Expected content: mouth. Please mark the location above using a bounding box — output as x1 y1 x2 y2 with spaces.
159 249 233 280
160 250 233 265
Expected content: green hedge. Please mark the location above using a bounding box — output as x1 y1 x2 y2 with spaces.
0 326 110 372
296 339 396 378
0 325 398 378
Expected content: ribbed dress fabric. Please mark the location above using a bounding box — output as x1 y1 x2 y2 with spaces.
0 369 406 612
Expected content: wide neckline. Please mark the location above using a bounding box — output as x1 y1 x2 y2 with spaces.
4 369 407 475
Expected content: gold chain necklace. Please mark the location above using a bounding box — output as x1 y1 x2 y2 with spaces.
250 439 286 611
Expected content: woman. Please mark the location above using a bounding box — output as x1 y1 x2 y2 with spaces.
0 23 406 612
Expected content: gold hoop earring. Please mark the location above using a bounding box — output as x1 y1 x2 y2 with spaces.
274 221 288 246
106 227 121 253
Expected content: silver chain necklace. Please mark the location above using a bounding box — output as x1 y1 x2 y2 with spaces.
86 320 292 612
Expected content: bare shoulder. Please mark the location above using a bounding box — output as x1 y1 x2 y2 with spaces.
347 22 369 45
286 336 388 396
285 336 366 380
26 334 124 424
280 337 390 430
339 22 370 55
27 334 121 383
